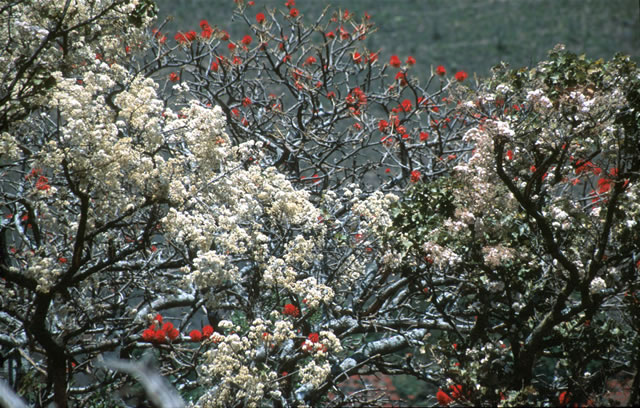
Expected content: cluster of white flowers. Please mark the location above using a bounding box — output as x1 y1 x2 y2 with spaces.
482 245 516 268
526 89 553 109
589 277 607 294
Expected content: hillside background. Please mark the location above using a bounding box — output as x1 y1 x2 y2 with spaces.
153 0 639 82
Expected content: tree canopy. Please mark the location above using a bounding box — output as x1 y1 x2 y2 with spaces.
1 1 638 407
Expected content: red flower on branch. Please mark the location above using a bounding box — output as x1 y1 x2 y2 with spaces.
202 325 214 337
389 55 401 68
410 170 421 183
200 20 213 39
436 389 453 406
352 51 362 64
174 32 188 44
35 175 51 190
419 131 429 141
168 72 179 82
454 70 468 81
283 303 300 317
406 56 416 66
256 12 265 23
168 328 180 341
289 8 299 17
241 35 252 45
436 65 446 76
142 328 155 342
506 149 514 160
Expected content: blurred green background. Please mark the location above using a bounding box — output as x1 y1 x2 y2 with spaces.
153 0 639 81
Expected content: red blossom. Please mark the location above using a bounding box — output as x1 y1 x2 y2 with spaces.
202 325 214 337
256 12 265 23
389 55 401 68
339 26 350 40
211 62 219 72
304 56 316 65
378 119 389 132
174 32 188 44
228 42 236 51
220 30 230 41
168 328 180 341
283 303 300 317
241 35 252 45
168 72 179 82
307 332 319 343
410 170 421 183
454 70 468 81
285 0 295 7
352 51 362 64
419 131 429 141
242 97 252 107
154 329 167 343
142 328 155 342
289 8 299 17
366 52 378 64
558 391 571 405
406 56 416 65
35 175 51 190
185 30 197 42
436 389 453 406
401 99 412 112
395 71 407 86
436 65 446 76
200 20 213 38
506 150 514 160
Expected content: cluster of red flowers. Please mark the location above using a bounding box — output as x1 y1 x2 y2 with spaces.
200 20 213 39
188 324 215 342
436 384 466 406
168 72 179 82
175 30 197 44
283 303 300 317
345 87 367 115
141 314 180 344
454 70 468 82
26 168 51 191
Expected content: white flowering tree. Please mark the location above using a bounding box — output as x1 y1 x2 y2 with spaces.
0 1 467 407
390 46 640 406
